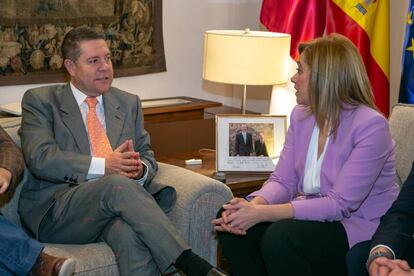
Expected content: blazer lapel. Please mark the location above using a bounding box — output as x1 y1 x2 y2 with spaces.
59 85 91 154
103 92 125 149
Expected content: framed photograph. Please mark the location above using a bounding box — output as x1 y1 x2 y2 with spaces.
216 114 287 173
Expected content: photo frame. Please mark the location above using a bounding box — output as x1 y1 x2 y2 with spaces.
216 114 287 173
0 0 165 86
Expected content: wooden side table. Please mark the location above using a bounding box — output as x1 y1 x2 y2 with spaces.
157 150 269 197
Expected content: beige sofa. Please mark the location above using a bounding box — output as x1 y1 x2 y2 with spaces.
0 116 233 275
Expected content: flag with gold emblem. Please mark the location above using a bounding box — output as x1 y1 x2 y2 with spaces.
260 0 390 116
399 0 414 104
325 0 389 116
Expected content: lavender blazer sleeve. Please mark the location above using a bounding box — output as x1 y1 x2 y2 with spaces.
248 105 399 247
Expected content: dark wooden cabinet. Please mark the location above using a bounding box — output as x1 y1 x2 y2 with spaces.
146 118 215 157
142 97 245 157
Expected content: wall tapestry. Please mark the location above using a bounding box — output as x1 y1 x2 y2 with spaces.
0 0 165 86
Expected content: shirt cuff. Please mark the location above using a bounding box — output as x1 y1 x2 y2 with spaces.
87 157 105 180
136 162 148 186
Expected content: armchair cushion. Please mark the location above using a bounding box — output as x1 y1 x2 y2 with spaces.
389 104 414 185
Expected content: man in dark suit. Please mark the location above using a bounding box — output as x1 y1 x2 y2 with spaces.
18 27 225 276
235 124 253 156
0 126 75 275
346 163 414 276
254 132 268 157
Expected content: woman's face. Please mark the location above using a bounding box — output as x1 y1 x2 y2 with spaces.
291 54 311 106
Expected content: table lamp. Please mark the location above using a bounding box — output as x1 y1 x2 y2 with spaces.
202 29 291 114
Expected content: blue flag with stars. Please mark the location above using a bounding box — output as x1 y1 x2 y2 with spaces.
400 0 414 103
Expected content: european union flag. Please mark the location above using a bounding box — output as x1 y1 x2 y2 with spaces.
400 0 414 103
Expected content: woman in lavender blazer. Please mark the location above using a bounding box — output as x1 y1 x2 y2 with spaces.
212 34 399 276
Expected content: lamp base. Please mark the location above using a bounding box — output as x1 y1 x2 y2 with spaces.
241 84 247 114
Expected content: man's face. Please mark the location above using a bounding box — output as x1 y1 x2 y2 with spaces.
64 39 113 97
241 124 247 132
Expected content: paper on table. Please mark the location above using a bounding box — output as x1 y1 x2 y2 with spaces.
0 102 21 116
141 98 191 109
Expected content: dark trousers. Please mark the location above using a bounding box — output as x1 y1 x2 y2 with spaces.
346 240 414 276
38 175 189 276
0 215 43 276
217 215 349 276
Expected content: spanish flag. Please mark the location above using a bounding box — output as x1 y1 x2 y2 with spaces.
260 0 390 116
399 0 414 104
326 0 390 116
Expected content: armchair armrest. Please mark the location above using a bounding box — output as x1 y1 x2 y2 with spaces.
153 162 233 264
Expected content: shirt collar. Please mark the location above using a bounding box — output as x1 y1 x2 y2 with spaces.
70 82 103 107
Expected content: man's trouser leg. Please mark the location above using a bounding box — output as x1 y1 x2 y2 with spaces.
0 215 43 276
100 217 160 275
38 175 189 275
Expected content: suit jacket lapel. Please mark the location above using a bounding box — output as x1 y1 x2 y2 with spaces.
59 84 91 154
103 91 125 149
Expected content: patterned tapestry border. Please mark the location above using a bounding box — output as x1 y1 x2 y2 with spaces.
0 0 165 86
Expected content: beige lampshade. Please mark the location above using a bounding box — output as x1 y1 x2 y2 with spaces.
202 30 291 85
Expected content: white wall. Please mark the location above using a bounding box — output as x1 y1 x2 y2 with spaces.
0 0 408 114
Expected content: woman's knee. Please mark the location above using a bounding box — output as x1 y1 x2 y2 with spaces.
260 220 293 256
346 241 370 275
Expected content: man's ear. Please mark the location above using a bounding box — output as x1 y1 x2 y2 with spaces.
64 59 76 76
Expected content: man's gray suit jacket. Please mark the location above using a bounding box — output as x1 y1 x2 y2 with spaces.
18 84 175 238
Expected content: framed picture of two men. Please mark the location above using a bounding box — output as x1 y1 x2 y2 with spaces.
215 114 287 173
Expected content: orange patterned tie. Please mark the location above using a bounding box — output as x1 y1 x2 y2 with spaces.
85 97 112 157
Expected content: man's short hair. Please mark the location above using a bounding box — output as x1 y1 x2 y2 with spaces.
61 26 106 61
